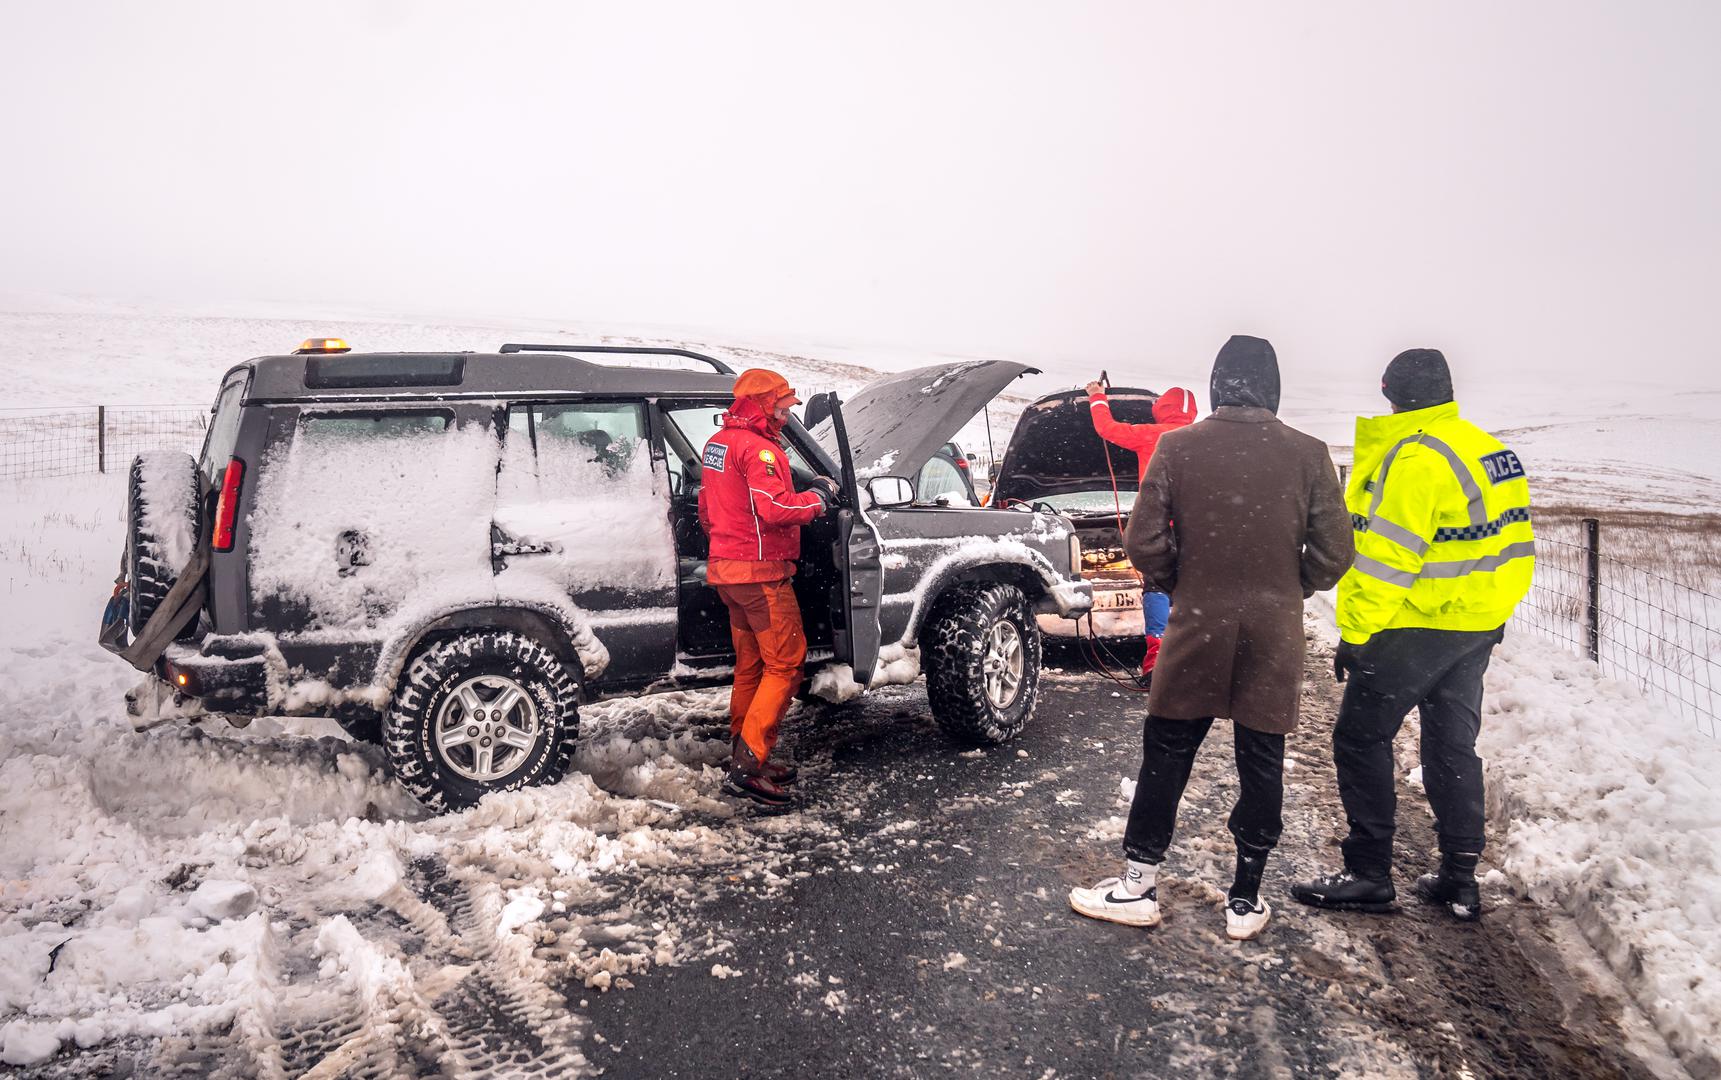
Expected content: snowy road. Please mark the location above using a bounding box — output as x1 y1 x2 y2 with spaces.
0 479 1700 1080
2 626 1691 1079
571 638 1684 1079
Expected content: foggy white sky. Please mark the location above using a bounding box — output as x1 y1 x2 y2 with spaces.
3 1 1717 385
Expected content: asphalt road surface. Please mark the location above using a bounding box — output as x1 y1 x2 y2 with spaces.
578 632 1685 1080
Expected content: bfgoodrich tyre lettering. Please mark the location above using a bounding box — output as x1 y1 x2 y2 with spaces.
383 631 579 812
924 581 1041 744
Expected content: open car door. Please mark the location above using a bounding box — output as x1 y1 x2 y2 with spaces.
825 397 883 685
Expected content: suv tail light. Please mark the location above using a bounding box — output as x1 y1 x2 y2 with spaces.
212 458 245 552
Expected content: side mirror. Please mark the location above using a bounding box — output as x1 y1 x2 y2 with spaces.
867 476 915 509
803 392 834 429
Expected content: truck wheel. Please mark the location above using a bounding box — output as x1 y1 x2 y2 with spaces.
330 703 383 744
924 582 1041 744
383 631 580 812
125 452 201 637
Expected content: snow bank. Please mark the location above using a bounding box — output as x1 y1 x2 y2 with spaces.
1479 636 1721 1077
0 475 833 1070
808 644 922 704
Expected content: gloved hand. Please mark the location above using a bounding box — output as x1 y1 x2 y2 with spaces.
809 475 841 511
1333 640 1364 683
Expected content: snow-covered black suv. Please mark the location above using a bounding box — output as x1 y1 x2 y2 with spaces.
102 343 1092 810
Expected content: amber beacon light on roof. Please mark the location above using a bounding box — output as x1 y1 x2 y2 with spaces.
292 337 351 354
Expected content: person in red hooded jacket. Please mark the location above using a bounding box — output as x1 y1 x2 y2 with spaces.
699 368 838 807
1084 382 1199 680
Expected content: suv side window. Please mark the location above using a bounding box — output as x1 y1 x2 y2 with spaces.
198 378 247 489
916 455 970 505
507 402 645 481
661 403 816 491
300 414 449 440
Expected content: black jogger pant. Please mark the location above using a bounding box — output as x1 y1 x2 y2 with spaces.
1122 715 1285 864
1334 627 1505 879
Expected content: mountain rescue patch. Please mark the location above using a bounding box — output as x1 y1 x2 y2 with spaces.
702 442 728 472
1479 449 1525 484
759 448 778 476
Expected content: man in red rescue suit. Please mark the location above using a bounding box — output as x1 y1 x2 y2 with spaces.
1084 381 1199 679
698 368 838 807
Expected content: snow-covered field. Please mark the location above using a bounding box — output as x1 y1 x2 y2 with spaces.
1481 638 1721 1077
2 297 1720 1074
7 292 1721 513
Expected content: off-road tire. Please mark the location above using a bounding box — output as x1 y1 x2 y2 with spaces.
125 452 201 638
331 703 384 744
383 631 580 812
924 581 1041 744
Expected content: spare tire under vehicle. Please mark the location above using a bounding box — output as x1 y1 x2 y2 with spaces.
125 452 202 639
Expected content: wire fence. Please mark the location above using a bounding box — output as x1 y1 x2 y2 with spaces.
2 406 1716 735
0 407 207 480
1512 516 1721 738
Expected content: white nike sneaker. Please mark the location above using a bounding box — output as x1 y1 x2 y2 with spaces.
1225 896 1271 941
1069 877 1161 927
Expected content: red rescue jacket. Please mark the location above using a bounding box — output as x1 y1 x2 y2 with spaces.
1089 386 1197 483
698 398 827 562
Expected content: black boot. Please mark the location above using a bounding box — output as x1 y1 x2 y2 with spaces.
730 737 797 784
1414 854 1482 921
1291 868 1396 913
723 742 793 809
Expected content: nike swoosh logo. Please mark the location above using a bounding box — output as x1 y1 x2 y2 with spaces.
1102 891 1154 904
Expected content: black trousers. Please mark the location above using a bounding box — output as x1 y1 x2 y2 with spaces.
1334 627 1504 879
1122 716 1285 864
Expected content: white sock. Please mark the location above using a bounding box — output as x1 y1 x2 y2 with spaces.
1122 859 1159 896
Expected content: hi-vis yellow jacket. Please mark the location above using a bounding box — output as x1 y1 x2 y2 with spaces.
1337 402 1534 645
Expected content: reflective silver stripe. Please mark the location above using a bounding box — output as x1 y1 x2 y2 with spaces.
1369 432 1487 528
1365 514 1429 557
1353 554 1417 588
1418 541 1537 579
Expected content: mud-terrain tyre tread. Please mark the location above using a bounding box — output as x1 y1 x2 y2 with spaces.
125 452 200 638
924 581 1041 745
384 631 580 812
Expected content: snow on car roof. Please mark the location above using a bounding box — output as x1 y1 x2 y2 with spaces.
237 351 738 403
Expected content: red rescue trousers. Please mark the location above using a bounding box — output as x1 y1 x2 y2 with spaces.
715 578 807 763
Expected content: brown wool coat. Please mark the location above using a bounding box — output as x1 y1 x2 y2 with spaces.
1125 406 1354 733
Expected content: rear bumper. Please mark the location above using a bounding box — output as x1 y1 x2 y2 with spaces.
151 641 270 714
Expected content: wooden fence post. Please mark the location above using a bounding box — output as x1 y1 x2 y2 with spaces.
97 406 106 474
1582 517 1601 663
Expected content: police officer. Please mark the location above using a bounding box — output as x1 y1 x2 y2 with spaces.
1293 349 1534 921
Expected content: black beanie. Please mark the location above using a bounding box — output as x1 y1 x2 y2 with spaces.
1382 349 1453 409
1210 335 1281 413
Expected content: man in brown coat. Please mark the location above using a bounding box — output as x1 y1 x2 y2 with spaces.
1069 335 1354 941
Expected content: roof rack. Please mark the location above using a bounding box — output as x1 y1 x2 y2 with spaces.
498 343 735 375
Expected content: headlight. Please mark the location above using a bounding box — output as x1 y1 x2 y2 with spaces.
1068 533 1082 575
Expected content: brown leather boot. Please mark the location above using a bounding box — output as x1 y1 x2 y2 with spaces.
730 737 798 784
724 741 793 808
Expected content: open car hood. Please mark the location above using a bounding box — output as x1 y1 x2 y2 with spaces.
811 360 1038 482
989 386 1161 505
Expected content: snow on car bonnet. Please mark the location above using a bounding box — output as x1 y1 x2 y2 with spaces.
811 359 1038 484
